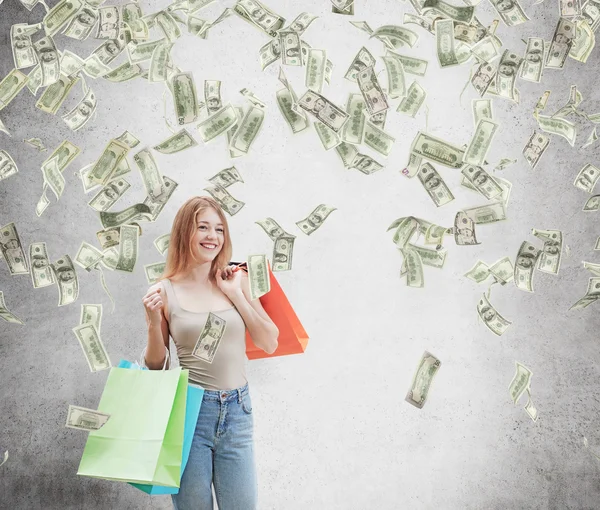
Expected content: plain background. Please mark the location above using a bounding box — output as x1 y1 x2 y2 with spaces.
2 0 600 508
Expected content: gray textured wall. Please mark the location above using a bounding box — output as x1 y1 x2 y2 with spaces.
2 0 600 508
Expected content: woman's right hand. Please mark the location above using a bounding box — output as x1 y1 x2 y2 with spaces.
142 287 163 325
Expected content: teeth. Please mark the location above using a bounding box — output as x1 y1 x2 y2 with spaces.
201 243 216 249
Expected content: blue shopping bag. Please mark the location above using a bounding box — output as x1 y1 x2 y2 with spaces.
117 356 204 494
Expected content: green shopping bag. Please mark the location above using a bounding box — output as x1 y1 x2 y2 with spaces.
77 366 188 487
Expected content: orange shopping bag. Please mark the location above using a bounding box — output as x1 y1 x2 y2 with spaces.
229 260 309 360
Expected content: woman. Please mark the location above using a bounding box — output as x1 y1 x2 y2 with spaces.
141 196 279 509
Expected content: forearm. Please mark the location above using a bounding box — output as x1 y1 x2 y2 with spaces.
229 290 279 354
145 323 168 370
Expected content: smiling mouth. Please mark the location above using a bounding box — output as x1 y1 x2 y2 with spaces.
200 243 217 250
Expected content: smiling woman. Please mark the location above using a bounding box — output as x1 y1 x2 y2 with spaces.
140 195 260 510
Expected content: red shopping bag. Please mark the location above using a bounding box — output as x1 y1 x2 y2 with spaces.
229 260 309 359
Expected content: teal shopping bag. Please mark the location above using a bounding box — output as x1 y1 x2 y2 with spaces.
117 359 205 495
77 365 188 487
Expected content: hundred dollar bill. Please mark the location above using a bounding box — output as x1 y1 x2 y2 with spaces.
143 175 178 221
569 277 600 310
344 47 376 82
305 49 326 93
99 203 152 229
397 81 426 117
508 361 532 404
386 50 428 77
62 85 97 132
255 218 295 242
51 254 79 306
34 36 60 87
401 247 424 287
172 72 199 125
144 261 166 284
523 388 538 422
410 131 466 168
546 17 576 69
370 25 419 49
363 120 395 156
154 233 171 256
488 0 530 26
0 150 18 182
74 241 104 271
454 210 480 245
41 158 65 200
153 128 197 154
314 121 341 150
36 73 80 114
295 204 337 235
523 131 550 168
11 23 40 69
423 0 474 22
208 166 245 189
65 405 111 431
155 11 182 42
536 113 576 146
435 18 459 68
276 87 308 134
259 38 281 70
574 163 600 192
472 99 493 126
88 139 129 185
88 178 130 212
403 12 435 33
406 243 447 268
417 162 455 207
114 224 139 272
461 164 503 199
357 66 389 115
514 241 541 292
285 12 318 35
463 119 499 166
0 222 29 275
29 242 56 288
531 228 562 274
0 68 29 110
520 37 544 82
470 35 502 63
228 105 264 155
232 0 285 37
351 152 384 174
192 312 227 362
0 291 24 324
63 6 100 40
127 38 166 65
477 293 512 335
465 260 491 282
381 55 407 99
342 93 366 144
246 254 271 301
405 351 441 409
493 50 522 103
489 255 515 284
203 183 245 215
297 90 349 132
197 104 238 142
72 322 111 371
43 0 83 37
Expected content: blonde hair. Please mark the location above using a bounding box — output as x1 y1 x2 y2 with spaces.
156 196 233 285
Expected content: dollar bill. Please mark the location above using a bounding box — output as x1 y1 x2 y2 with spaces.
381 55 407 99
279 29 302 66
536 113 576 146
203 183 245 215
422 0 475 22
463 202 507 224
508 361 533 404
370 25 419 49
417 162 455 207
196 104 238 142
405 350 441 409
232 0 285 37
397 81 426 117
314 121 341 150
153 128 198 154
488 0 530 26
43 0 83 37
192 312 227 362
297 89 349 132
466 260 491 282
574 163 600 192
65 405 111 431
461 164 503 199
523 131 550 168
88 178 130 212
344 47 376 82
305 49 327 94
477 293 512 335
386 51 428 77
570 19 596 63
74 241 104 271
276 87 308 134
523 388 538 422
470 35 502 63
172 71 199 125
434 18 459 67
406 243 447 268
63 83 97 132
463 119 499 166
271 234 295 271
0 68 29 110
11 23 40 69
342 93 366 144
245 254 271 301
36 72 80 114
357 65 389 115
285 12 319 35
454 210 480 245
144 261 166 284
471 60 497 96
581 0 600 31
228 105 264 155
493 50 522 102
489 255 515 284
583 195 600 211
295 204 337 235
363 120 395 156
0 150 18 182
546 17 576 69
0 222 29 275
0 291 24 324
34 36 60 87
410 131 466 168
560 0 582 16
472 99 493 126
569 277 600 309
63 5 100 40
514 241 541 292
520 37 544 82
114 224 139 272
531 228 562 274
29 242 56 288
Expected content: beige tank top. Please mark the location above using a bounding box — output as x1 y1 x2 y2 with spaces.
160 278 248 391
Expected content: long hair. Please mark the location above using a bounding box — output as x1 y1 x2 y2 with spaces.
156 196 233 285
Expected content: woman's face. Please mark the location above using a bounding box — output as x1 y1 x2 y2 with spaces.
192 208 225 259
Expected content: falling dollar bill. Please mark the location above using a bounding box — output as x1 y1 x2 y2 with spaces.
295 204 337 235
463 118 499 166
531 228 562 274
454 210 480 245
297 89 349 132
405 350 441 409
508 361 533 405
0 291 25 324
477 292 512 335
356 65 389 115
574 163 600 193
514 241 541 292
71 322 111 371
523 131 550 169
569 277 600 310
417 162 455 207
192 312 228 363
65 405 111 431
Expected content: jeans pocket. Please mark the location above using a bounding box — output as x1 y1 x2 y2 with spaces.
241 392 253 414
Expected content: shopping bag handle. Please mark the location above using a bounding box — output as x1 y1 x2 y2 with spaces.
139 345 170 371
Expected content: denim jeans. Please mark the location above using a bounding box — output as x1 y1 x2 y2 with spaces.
171 382 258 510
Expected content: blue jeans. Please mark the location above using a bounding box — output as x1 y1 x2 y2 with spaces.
171 382 258 510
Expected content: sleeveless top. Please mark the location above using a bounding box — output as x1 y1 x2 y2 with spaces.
159 278 248 391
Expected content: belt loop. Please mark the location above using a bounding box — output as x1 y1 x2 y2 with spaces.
237 387 242 403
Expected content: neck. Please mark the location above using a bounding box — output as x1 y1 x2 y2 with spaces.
180 260 213 285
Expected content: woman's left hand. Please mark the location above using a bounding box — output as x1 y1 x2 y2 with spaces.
215 264 243 298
